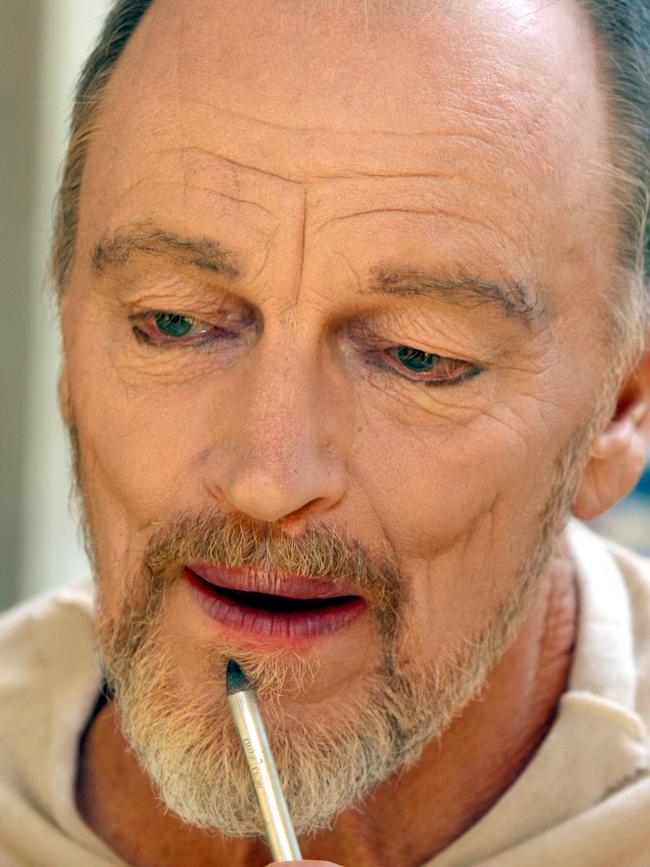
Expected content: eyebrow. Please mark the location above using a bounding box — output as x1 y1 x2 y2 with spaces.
91 227 240 279
367 267 545 325
91 227 543 324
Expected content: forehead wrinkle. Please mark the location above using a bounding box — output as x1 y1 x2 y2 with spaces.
128 92 519 183
161 145 306 187
111 166 281 229
183 94 516 140
178 183 277 220
308 206 521 250
307 164 542 227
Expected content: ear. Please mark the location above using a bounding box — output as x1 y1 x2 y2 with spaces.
573 344 650 520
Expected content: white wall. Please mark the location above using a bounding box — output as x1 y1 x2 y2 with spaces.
16 1 113 600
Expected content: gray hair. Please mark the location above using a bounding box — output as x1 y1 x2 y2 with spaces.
51 0 649 346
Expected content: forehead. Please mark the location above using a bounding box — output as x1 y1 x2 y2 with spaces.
77 0 613 299
91 0 607 168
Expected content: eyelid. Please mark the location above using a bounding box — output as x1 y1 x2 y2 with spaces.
130 311 480 387
347 321 482 387
371 346 481 387
128 310 233 346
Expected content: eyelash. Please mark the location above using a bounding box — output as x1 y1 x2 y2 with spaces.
129 311 236 346
129 310 482 387
366 348 481 388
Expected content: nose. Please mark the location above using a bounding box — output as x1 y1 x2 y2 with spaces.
204 331 351 526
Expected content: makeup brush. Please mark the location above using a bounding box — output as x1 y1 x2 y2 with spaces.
226 659 303 862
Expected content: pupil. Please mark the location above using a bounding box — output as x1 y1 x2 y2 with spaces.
397 346 438 372
155 313 193 337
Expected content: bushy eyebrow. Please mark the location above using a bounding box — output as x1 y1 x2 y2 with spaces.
91 226 543 325
91 226 240 279
367 267 545 325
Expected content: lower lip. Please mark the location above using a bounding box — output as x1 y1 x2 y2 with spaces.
184 568 367 642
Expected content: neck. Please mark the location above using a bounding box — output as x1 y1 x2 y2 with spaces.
76 544 577 867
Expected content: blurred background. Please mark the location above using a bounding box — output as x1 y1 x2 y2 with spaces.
1 1 112 611
1 1 648 613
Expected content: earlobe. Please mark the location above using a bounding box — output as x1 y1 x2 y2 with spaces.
572 347 650 521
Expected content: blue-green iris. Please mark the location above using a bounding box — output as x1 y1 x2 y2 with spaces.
154 313 194 338
396 346 439 372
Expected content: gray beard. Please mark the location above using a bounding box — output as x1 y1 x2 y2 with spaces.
98 561 542 837
87 411 589 836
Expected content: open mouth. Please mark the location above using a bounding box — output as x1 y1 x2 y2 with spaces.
184 565 367 641
206 582 358 613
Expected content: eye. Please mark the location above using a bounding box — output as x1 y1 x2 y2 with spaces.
129 311 231 345
154 312 195 338
383 345 481 386
393 346 440 373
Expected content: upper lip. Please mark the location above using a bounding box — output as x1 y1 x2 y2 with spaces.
186 563 360 600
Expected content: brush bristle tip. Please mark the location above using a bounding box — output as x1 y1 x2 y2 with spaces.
226 659 249 694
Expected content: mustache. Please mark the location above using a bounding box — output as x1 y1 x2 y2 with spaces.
140 510 405 640
146 512 397 593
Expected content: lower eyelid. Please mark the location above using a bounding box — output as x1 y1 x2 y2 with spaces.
424 365 482 387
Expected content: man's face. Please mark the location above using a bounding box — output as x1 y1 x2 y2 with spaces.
60 0 617 835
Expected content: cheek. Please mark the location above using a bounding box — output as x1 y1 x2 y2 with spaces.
359 410 555 560
357 411 565 658
79 396 192 505
69 355 217 598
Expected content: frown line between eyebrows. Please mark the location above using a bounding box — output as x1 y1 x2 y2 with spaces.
89 226 545 327
368 267 546 326
91 226 241 280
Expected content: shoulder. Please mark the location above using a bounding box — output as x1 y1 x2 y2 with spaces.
0 583 97 749
0 581 95 636
0 583 95 683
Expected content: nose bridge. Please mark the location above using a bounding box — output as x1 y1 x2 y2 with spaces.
246 349 317 469
249 314 328 443
208 318 351 523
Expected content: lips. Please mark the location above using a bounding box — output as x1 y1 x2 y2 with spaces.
184 563 367 641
